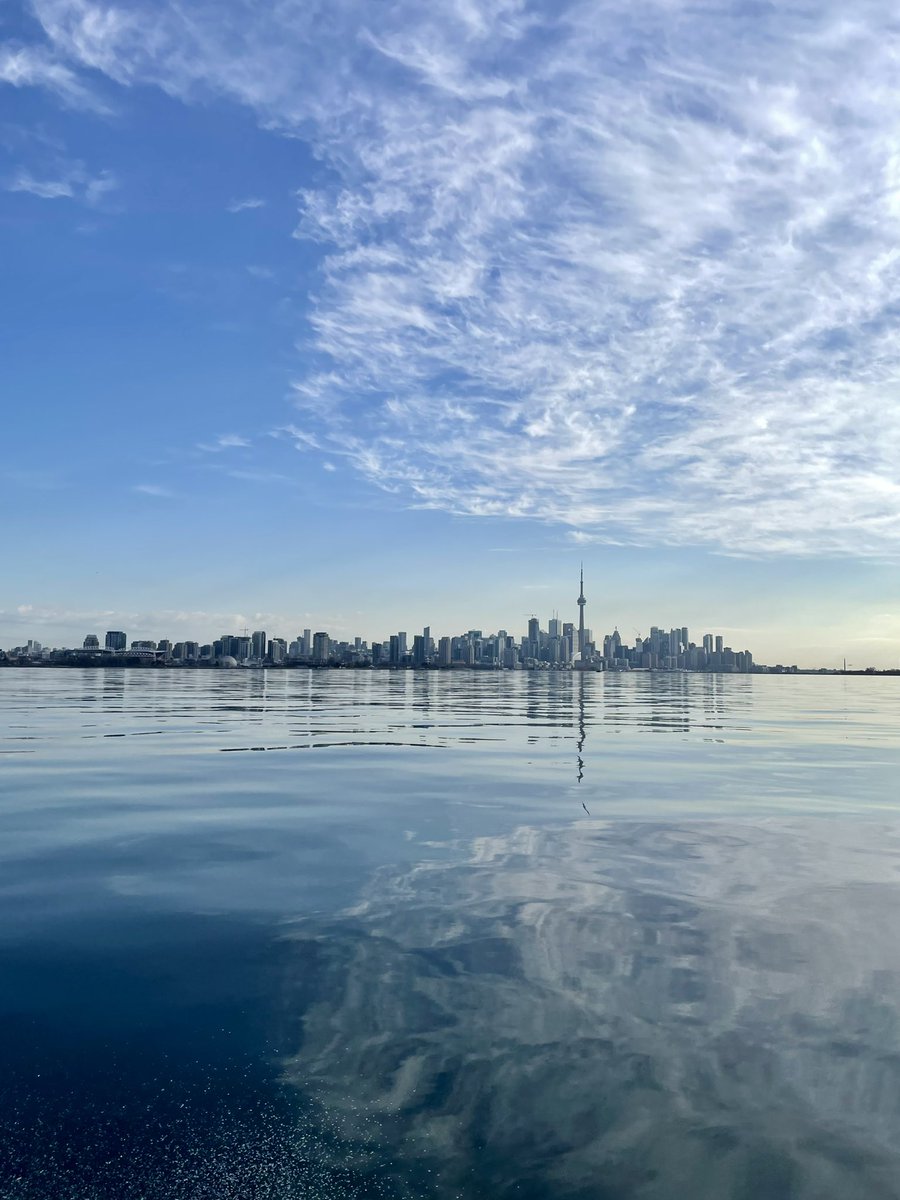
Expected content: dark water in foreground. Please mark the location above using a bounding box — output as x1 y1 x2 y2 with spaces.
1 669 899 1198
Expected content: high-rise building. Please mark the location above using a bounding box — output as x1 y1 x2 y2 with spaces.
438 636 452 667
251 630 267 661
312 632 330 663
83 634 99 649
269 638 286 664
105 630 126 652
412 635 427 666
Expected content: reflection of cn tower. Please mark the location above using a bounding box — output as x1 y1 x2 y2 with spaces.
576 673 586 785
577 564 586 656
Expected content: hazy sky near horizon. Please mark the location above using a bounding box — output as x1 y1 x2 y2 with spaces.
2 0 900 666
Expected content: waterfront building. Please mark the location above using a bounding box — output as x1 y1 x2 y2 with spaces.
312 632 330 663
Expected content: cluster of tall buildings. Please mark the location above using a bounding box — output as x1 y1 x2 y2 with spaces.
3 573 774 672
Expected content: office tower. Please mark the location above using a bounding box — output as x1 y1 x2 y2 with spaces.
681 627 689 650
269 638 286 664
413 635 427 666
396 632 407 659
312 632 330 663
703 634 713 653
527 617 540 654
577 566 586 655
715 635 724 654
83 634 100 649
423 626 432 657
251 630 267 660
234 636 251 662
389 635 400 665
548 617 561 639
105 630 126 652
438 636 452 667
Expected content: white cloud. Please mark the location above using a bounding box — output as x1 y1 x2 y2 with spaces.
227 196 266 212
23 0 900 557
7 168 73 199
0 42 110 111
132 483 174 497
197 433 251 452
6 162 117 205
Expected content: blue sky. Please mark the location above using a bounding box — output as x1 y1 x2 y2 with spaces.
2 0 899 667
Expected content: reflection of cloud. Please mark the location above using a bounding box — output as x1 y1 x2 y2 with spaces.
282 820 900 1197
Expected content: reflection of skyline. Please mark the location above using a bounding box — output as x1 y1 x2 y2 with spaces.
280 819 900 1199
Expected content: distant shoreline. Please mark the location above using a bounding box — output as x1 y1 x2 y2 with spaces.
1 661 896 677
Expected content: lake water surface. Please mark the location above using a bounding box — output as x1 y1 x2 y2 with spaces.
1 669 899 1198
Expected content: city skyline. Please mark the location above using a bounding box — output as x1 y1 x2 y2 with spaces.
0 568 846 673
2 0 900 669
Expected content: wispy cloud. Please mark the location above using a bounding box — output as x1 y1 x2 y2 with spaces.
8 168 73 199
227 468 293 484
132 483 174 497
6 162 117 205
197 433 251 452
227 196 265 213
24 0 900 557
0 42 110 111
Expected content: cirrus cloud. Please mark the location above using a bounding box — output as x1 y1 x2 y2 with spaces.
17 0 900 557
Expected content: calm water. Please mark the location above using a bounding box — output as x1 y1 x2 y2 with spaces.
1 668 899 1198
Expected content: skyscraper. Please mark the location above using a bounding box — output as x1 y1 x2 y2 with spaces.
105 630 126 651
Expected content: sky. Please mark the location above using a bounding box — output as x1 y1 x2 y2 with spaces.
2 0 900 668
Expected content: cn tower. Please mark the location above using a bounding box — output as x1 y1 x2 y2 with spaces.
577 564 586 656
